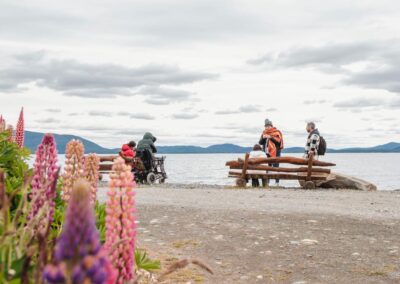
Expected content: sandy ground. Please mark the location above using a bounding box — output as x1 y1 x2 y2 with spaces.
99 186 400 283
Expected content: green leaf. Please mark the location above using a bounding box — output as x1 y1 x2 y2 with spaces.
135 249 161 272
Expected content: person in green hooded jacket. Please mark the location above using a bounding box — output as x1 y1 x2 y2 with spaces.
137 132 157 154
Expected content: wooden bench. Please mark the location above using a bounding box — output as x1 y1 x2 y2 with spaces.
226 153 336 189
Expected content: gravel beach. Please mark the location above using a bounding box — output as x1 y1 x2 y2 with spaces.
98 185 400 283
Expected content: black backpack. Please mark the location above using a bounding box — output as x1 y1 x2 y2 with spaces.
318 136 327 156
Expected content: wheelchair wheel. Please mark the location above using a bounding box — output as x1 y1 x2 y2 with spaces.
146 173 156 184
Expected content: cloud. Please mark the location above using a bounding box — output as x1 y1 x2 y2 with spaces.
247 41 379 70
129 113 155 120
138 86 195 105
171 113 199 119
44 108 61 113
333 98 383 108
88 111 113 117
303 99 327 105
35 118 61 124
343 66 400 93
248 40 400 94
0 52 217 99
215 105 262 115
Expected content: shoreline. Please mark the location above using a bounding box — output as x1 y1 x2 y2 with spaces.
98 185 400 283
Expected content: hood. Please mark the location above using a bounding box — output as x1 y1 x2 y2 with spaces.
122 144 131 151
143 132 156 141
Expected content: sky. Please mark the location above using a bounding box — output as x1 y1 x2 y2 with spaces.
1 0 399 148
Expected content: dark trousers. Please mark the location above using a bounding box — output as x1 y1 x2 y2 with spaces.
273 150 281 183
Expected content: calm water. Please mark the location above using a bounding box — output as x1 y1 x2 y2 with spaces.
32 153 400 190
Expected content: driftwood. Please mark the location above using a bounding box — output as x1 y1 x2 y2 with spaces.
228 164 331 174
229 171 327 181
226 157 335 167
226 153 336 189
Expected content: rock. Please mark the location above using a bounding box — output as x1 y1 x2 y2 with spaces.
257 275 263 279
352 252 360 257
149 219 159 224
319 173 377 191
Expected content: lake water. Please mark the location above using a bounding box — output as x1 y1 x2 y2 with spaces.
34 153 400 190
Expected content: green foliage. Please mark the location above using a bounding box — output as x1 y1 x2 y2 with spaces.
95 201 106 243
135 249 161 272
0 131 31 191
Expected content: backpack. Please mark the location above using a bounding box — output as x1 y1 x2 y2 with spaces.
318 136 327 156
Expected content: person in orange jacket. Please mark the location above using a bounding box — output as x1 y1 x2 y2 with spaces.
259 119 284 186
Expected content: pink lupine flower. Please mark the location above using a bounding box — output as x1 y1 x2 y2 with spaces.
15 107 24 147
6 125 14 142
84 153 100 204
105 157 136 283
62 139 85 202
0 115 5 132
28 134 59 227
44 180 116 284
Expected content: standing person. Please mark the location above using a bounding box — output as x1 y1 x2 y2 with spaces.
249 144 267 187
304 122 321 159
259 119 284 186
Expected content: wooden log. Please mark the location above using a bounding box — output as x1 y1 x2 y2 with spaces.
229 164 331 174
226 157 335 167
99 155 118 162
242 153 250 180
99 164 113 171
228 171 327 181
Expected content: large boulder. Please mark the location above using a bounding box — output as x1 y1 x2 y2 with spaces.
318 173 377 191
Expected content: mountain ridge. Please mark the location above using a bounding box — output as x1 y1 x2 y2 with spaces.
24 131 400 154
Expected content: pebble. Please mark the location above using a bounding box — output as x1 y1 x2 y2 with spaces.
389 250 398 255
388 271 400 280
351 252 360 257
214 235 224 240
301 239 318 245
257 275 263 279
149 219 159 224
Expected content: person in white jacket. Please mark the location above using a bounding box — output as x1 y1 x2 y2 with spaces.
249 144 267 187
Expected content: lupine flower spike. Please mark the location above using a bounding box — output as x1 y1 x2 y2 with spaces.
62 139 85 202
44 179 116 284
28 134 59 231
0 115 5 132
105 157 136 283
84 153 100 204
15 107 24 147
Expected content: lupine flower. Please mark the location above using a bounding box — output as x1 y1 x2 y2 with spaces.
15 107 24 148
105 157 136 283
62 139 85 202
6 125 14 142
28 134 59 228
84 153 100 204
43 179 116 284
0 115 5 132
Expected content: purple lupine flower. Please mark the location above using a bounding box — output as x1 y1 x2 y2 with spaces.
44 179 116 284
28 134 59 225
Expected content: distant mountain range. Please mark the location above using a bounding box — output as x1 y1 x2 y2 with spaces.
25 131 400 154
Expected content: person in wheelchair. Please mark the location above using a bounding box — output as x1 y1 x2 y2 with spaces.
136 132 157 170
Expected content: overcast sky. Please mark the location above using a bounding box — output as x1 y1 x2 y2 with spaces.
1 0 399 148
